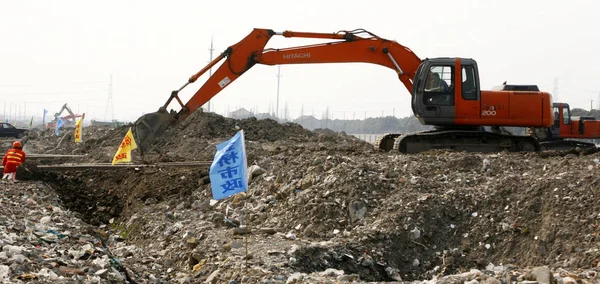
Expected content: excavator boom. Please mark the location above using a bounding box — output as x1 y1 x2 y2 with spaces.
134 28 422 153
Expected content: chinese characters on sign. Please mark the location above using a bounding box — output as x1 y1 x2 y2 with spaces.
74 114 84 143
209 130 248 200
111 127 138 165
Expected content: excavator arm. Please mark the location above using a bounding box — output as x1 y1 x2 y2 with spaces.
134 28 423 153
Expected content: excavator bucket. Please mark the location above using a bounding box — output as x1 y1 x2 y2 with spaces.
133 110 175 154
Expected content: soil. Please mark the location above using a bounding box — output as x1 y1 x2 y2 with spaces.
13 109 600 282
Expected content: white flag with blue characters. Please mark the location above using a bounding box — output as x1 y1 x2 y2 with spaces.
42 109 48 126
209 130 248 200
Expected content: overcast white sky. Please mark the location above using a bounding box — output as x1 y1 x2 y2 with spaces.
1 0 599 123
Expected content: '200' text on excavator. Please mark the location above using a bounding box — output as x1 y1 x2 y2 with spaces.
133 28 556 155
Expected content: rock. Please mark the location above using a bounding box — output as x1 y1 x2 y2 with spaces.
482 158 491 171
233 226 250 235
286 272 306 283
186 237 198 249
212 212 225 222
176 201 191 210
531 266 553 284
484 277 502 284
302 224 316 237
233 192 247 203
191 200 210 211
58 266 85 276
319 268 344 277
409 227 421 240
10 254 27 264
247 165 267 182
3 245 23 256
0 265 10 281
259 227 277 234
165 211 176 220
205 269 220 284
349 200 367 223
337 274 360 282
385 267 402 281
40 216 52 224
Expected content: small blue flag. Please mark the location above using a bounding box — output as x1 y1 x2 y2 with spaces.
209 130 248 200
42 109 48 126
55 117 64 136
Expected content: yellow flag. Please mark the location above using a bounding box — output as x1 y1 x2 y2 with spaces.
112 127 138 165
74 114 85 143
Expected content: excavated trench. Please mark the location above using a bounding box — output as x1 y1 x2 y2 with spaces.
17 164 207 226
18 167 124 225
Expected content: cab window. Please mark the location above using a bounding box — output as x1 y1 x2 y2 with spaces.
461 65 477 100
553 106 560 127
423 65 454 106
562 107 570 125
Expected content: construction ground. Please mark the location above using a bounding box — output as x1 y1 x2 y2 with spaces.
1 110 599 283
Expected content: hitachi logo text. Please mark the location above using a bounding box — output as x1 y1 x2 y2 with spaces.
283 53 310 60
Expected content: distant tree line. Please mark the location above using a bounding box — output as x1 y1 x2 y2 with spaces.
239 106 600 135
570 108 600 118
291 115 433 134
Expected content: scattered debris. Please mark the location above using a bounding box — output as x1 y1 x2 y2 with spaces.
3 110 598 283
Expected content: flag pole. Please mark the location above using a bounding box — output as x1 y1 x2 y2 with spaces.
242 129 250 277
244 198 249 270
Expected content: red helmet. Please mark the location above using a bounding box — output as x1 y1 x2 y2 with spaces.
12 141 22 148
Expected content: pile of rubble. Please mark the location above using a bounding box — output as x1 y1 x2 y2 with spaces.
0 181 133 282
3 110 599 283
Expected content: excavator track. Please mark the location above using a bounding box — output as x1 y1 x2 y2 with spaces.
375 129 541 154
374 133 403 152
539 140 598 151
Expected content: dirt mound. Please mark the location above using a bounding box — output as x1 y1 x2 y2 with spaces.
142 111 370 163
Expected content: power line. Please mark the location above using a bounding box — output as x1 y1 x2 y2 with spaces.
552 77 559 101
0 89 108 96
0 81 109 88
276 65 282 118
207 35 215 112
104 75 114 121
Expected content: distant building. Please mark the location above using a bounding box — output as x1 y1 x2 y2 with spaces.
294 115 321 130
230 108 253 119
254 112 278 120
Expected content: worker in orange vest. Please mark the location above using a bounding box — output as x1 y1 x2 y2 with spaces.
2 141 26 182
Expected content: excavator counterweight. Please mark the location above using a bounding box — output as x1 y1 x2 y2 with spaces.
134 28 555 155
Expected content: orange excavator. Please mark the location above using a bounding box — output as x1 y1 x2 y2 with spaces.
133 28 554 154
530 102 600 150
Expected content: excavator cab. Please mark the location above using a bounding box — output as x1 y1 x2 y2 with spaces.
411 58 481 127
